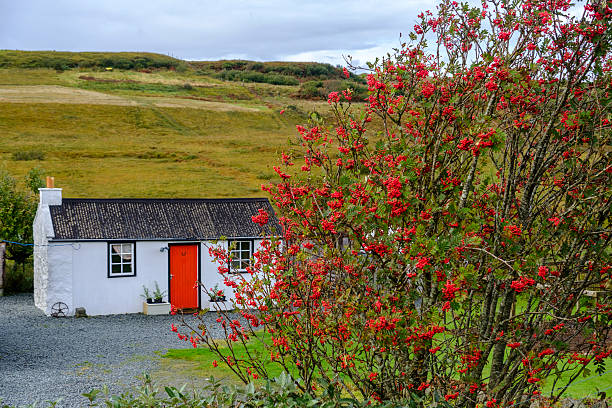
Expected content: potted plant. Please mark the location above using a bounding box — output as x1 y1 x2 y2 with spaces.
209 284 226 302
153 281 167 303
142 281 170 315
141 285 153 304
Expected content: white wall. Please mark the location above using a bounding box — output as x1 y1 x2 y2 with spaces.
72 241 169 316
33 205 52 313
46 244 74 315
199 240 263 309
41 239 264 316
199 241 226 309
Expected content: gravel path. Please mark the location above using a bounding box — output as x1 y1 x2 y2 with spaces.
0 294 226 407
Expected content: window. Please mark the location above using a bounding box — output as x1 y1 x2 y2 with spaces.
108 242 135 277
229 240 252 272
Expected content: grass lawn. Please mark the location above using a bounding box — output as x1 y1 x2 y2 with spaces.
162 332 611 400
162 331 291 385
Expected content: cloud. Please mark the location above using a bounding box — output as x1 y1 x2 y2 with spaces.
0 0 436 63
283 42 403 68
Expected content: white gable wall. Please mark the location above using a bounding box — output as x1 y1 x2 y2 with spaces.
46 244 74 315
33 204 53 312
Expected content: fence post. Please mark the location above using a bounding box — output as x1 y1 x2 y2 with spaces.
0 242 6 296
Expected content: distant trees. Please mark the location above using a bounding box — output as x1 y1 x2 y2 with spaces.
0 169 44 281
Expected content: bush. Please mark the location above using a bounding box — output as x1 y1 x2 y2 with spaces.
296 80 323 99
0 169 44 283
77 373 410 407
12 150 45 161
178 0 612 406
222 60 248 70
3 261 33 294
214 70 299 86
296 80 367 101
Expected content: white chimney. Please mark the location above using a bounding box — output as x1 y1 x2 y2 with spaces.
39 177 62 206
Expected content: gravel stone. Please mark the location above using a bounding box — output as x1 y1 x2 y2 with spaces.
0 294 228 407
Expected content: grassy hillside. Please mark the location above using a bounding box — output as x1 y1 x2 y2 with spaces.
0 50 183 70
0 51 345 198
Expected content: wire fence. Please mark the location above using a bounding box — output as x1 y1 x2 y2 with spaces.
1 239 81 249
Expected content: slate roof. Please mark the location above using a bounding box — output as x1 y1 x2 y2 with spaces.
48 198 281 241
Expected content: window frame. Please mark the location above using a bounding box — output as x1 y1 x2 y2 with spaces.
107 241 137 278
228 239 254 273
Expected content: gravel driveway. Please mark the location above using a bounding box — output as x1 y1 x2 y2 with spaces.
0 294 225 407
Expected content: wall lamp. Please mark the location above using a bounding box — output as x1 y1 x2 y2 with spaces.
160 246 169 253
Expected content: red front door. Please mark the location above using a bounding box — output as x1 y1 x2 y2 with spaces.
170 244 198 309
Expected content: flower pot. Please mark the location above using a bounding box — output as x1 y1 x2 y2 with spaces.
146 298 153 304
154 297 163 303
143 301 170 315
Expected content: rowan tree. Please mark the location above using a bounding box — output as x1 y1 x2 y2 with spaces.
178 0 611 405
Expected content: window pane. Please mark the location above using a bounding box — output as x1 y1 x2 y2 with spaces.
241 260 250 269
111 244 121 254
241 250 250 260
121 253 132 262
122 243 132 253
111 254 121 264
123 264 132 273
231 260 241 270
111 264 121 274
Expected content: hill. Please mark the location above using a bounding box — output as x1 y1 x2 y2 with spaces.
0 50 362 198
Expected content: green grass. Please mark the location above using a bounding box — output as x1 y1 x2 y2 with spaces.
162 329 611 400
0 52 339 198
162 331 292 384
0 85 316 198
541 364 612 399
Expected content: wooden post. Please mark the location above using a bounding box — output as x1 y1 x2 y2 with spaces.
0 242 6 296
46 176 54 188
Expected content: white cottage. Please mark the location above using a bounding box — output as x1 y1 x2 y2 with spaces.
33 187 279 316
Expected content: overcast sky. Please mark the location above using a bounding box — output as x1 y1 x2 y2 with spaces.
1 0 436 67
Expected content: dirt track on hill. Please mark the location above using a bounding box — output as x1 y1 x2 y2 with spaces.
0 85 261 112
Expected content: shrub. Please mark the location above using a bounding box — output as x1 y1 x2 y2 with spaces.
0 169 43 286
296 80 367 101
296 80 324 99
178 0 612 406
12 150 45 161
214 70 299 86
78 373 411 408
3 261 33 294
222 60 248 70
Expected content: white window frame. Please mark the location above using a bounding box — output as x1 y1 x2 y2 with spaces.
108 242 136 278
229 240 252 273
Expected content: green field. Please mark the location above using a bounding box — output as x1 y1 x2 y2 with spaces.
0 51 339 198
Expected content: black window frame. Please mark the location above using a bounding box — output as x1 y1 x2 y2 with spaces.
107 241 137 278
228 239 254 273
